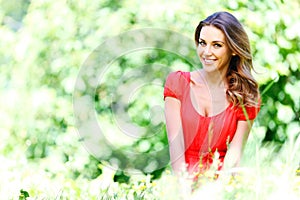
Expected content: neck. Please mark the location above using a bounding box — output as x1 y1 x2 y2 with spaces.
201 69 227 89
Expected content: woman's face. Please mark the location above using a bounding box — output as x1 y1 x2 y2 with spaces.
197 25 232 73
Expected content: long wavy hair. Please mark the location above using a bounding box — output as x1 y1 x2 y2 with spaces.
194 11 259 107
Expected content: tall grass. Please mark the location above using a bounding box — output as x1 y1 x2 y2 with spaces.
3 129 300 199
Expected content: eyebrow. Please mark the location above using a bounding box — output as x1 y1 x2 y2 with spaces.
199 38 225 44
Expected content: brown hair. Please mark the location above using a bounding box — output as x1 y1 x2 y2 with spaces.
195 11 259 107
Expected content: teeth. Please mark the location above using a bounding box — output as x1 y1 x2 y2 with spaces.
203 58 215 64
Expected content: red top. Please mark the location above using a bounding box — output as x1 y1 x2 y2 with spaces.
164 71 260 173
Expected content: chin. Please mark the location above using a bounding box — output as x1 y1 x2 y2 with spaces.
202 65 218 72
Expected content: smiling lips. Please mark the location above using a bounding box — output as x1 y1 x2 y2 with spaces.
202 58 217 65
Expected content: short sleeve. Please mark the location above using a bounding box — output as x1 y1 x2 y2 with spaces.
237 104 260 121
163 71 189 100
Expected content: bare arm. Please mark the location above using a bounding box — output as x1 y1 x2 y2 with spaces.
164 97 186 175
222 120 253 172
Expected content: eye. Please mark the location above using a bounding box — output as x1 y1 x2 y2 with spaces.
198 40 206 47
213 43 222 48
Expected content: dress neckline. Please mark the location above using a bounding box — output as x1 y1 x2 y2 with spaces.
187 71 232 118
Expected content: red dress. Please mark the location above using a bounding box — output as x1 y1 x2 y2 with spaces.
164 71 260 174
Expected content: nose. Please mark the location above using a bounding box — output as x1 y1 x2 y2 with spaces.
203 45 212 56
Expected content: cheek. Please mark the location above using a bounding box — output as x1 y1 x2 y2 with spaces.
218 50 230 60
196 46 203 55
223 54 232 62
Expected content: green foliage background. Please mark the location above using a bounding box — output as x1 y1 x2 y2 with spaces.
0 0 299 198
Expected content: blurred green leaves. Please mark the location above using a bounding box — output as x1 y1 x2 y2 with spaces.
0 1 299 198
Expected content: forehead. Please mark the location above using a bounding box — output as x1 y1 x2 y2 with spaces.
199 25 225 42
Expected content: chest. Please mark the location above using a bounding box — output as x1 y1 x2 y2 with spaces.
189 83 228 117
180 98 238 151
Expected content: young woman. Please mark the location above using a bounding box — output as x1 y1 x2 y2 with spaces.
164 11 260 177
